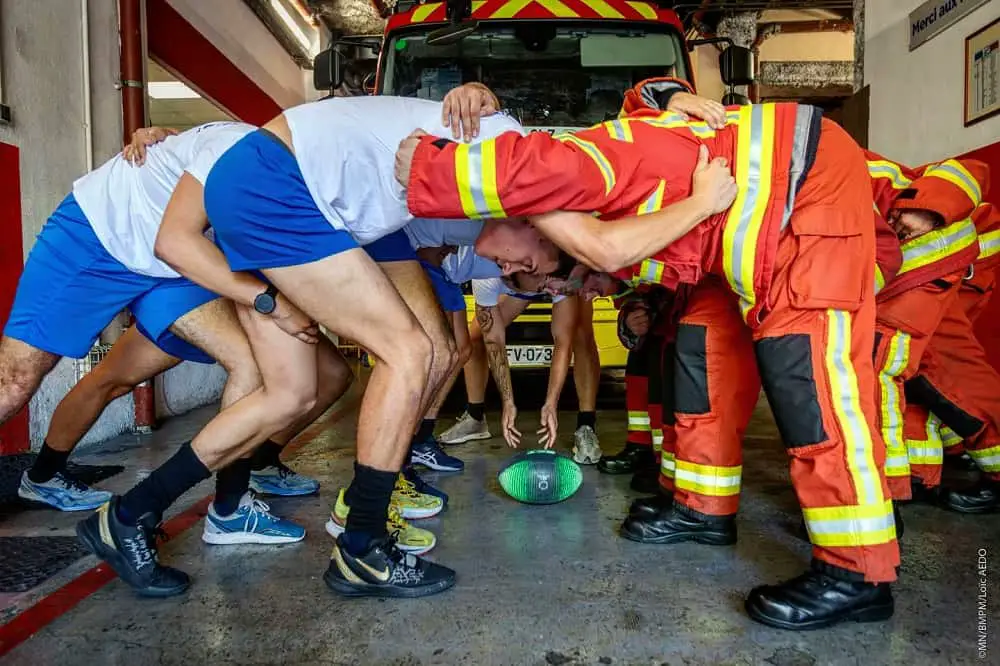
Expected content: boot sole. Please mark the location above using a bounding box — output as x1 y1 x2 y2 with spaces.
247 481 319 497
323 569 455 598
745 598 894 630
75 520 189 598
620 527 736 546
201 527 306 546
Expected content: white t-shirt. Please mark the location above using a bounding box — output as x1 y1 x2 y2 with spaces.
472 277 565 306
404 218 484 250
73 121 254 278
283 96 524 245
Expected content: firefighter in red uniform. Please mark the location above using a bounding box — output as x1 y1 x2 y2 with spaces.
866 156 989 501
397 78 900 630
903 202 1000 511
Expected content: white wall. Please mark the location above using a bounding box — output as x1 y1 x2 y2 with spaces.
758 31 854 61
165 0 307 110
866 0 1000 164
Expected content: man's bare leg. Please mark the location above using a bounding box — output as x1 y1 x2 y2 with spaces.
425 312 471 421
571 297 602 459
0 336 59 426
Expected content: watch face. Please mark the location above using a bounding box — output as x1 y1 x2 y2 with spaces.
255 294 276 314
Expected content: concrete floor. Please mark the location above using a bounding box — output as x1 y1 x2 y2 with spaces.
1 376 998 666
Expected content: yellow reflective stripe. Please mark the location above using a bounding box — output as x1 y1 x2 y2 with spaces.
411 3 440 21
967 444 1000 472
867 160 912 189
454 142 506 219
826 310 884 506
637 180 666 215
803 500 897 547
674 460 741 496
557 134 615 194
897 218 977 275
879 331 911 478
875 264 886 294
490 0 532 18
938 423 963 447
579 0 624 18
535 0 577 17
722 104 775 320
627 0 657 19
923 160 983 207
979 228 1000 260
604 119 634 143
661 451 676 478
651 428 663 453
904 413 944 465
636 259 666 284
627 410 651 431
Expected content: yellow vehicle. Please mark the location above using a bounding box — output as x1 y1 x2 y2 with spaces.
315 0 705 369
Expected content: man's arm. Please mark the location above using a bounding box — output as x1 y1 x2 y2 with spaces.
476 303 515 410
538 297 578 446
154 174 266 307
401 131 612 219
529 146 737 273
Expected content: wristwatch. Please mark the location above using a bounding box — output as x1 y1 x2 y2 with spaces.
253 284 279 315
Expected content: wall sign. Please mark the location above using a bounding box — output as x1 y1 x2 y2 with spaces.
965 16 1000 127
909 0 990 51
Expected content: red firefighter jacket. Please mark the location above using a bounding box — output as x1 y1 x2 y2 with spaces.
407 81 824 328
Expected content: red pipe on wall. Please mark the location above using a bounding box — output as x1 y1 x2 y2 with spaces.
119 0 156 432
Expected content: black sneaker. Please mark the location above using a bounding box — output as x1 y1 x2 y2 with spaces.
745 566 894 630
324 533 456 598
75 498 190 597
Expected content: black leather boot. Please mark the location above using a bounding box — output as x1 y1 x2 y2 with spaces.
597 443 652 475
943 452 979 471
745 562 894 630
628 491 674 518
908 479 941 505
941 478 1000 514
620 503 736 545
629 462 661 493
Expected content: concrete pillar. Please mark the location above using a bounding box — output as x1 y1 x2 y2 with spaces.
853 0 865 91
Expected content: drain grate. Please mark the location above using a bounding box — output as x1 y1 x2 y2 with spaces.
0 537 90 593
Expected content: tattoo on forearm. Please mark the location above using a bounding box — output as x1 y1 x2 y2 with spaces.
485 341 514 406
476 305 495 334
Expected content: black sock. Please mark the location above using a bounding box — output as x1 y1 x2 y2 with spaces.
577 411 597 430
27 442 71 483
213 458 252 516
342 462 396 555
415 418 436 442
250 440 283 471
117 442 211 525
467 402 485 422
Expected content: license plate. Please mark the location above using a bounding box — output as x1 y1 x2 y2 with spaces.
507 345 553 367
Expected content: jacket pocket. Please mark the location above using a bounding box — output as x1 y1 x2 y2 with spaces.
787 205 866 311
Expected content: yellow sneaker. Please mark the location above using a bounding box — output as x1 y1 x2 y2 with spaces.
392 475 444 519
324 489 437 555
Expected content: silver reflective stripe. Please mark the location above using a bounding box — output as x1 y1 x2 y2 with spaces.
868 164 911 188
782 105 822 230
927 162 982 203
643 262 660 282
728 105 766 302
674 468 741 488
466 144 491 218
906 446 943 463
807 512 896 535
900 220 977 267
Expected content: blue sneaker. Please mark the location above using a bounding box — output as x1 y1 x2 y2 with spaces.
402 465 449 506
410 436 465 472
249 462 320 497
18 471 112 511
201 492 306 545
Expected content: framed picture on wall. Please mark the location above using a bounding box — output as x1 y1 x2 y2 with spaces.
965 16 1000 127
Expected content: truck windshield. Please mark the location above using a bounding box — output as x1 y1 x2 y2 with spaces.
382 24 688 129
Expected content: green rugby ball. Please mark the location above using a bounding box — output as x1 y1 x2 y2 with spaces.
498 450 583 504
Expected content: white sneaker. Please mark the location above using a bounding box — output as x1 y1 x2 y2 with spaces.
438 411 491 445
572 426 602 465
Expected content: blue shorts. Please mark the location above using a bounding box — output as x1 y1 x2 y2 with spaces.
3 195 218 363
204 130 358 271
420 261 466 312
363 230 418 263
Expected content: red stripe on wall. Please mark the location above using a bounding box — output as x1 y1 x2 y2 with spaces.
146 0 283 126
0 142 29 455
958 140 1000 372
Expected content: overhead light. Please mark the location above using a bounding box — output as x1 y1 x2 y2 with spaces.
270 0 317 57
148 81 200 100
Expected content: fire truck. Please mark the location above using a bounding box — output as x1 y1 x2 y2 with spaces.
314 0 751 369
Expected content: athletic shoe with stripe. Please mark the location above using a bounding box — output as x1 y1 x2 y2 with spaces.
202 492 306 545
18 471 112 511
76 498 189 597
394 472 445 518
438 411 491 445
401 464 448 507
324 534 455 598
325 488 436 555
249 462 320 497
410 436 465 472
